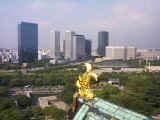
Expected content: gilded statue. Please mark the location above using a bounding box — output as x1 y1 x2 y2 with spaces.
76 63 97 100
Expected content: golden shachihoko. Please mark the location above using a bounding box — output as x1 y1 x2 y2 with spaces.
76 63 97 100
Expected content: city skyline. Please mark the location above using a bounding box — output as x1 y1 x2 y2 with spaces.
0 0 160 48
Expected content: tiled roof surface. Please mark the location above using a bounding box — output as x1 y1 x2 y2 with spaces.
73 97 151 120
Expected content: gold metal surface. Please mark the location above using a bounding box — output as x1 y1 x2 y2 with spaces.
76 63 98 101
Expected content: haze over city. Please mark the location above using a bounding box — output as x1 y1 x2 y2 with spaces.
0 0 160 48
1 1 160 120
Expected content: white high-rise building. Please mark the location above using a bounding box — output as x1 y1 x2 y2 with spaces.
72 35 86 60
60 40 65 53
65 31 75 60
50 30 60 59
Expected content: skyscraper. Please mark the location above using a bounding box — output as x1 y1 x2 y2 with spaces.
85 39 92 57
72 35 86 60
98 31 109 56
65 31 75 60
63 40 65 57
18 22 38 63
50 30 60 59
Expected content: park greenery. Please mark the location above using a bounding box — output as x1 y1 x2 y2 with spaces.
0 64 83 120
0 63 160 119
0 96 66 120
97 72 160 116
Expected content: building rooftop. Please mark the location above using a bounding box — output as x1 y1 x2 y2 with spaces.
38 96 69 111
73 97 151 120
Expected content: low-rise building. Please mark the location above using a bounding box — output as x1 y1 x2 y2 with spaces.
38 96 69 111
126 46 136 60
108 78 119 85
105 46 126 60
105 46 136 60
137 48 160 60
146 66 160 72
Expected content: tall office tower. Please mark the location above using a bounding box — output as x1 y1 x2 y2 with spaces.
18 22 38 63
98 31 109 56
65 31 75 60
85 39 92 57
50 30 60 59
72 35 86 60
63 40 65 56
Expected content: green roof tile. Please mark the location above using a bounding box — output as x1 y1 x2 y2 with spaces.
73 97 151 120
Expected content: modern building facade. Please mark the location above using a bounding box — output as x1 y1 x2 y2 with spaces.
91 49 99 56
65 31 75 60
126 46 136 60
105 46 126 60
105 46 136 60
50 30 60 59
85 39 92 57
18 22 38 63
72 35 86 60
63 40 65 56
0 56 3 64
98 31 109 56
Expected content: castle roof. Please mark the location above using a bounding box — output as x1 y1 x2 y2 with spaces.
73 97 152 120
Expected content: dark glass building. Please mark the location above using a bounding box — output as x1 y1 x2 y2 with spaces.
85 39 92 57
18 22 38 63
98 31 109 56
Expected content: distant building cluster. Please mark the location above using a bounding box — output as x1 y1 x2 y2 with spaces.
38 48 50 61
0 48 50 64
1 21 160 64
17 22 94 64
52 30 92 61
0 48 18 64
137 48 160 60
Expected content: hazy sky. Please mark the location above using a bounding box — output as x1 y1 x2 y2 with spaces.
0 0 160 48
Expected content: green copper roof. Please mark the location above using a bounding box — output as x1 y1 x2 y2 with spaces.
73 97 151 120
73 104 89 120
